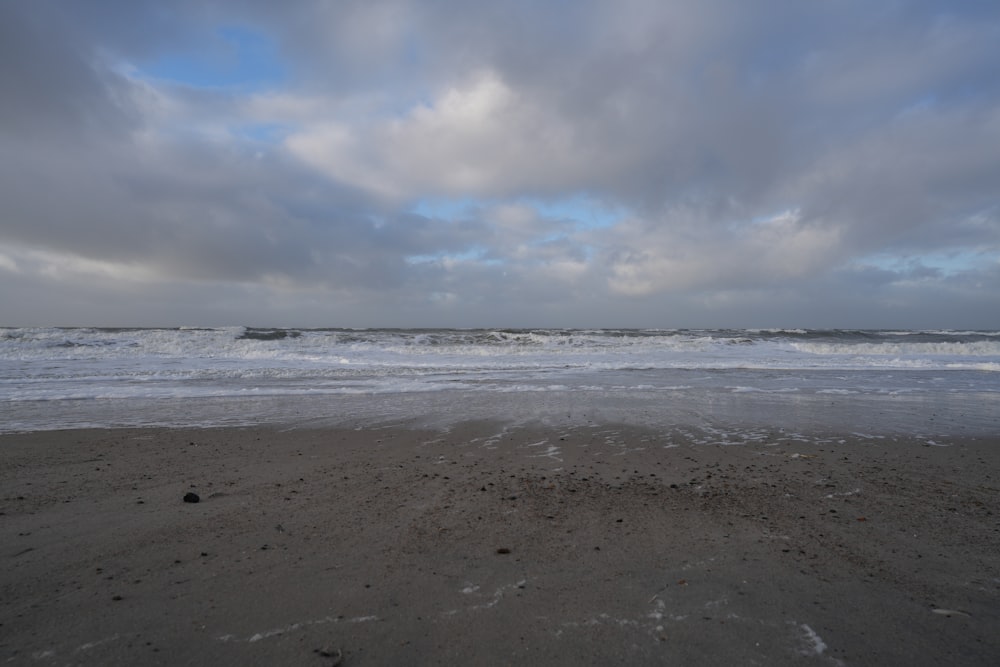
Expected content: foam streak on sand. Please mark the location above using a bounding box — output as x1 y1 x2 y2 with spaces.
799 623 828 655
219 614 379 644
445 579 529 616
796 623 848 666
525 439 564 463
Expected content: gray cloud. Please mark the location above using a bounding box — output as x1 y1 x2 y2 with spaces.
1 0 998 327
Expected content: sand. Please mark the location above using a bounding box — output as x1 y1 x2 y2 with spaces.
2 422 998 665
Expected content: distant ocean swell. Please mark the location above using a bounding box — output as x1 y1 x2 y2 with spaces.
3 326 1000 358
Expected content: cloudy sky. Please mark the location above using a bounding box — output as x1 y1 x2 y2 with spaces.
2 1 998 328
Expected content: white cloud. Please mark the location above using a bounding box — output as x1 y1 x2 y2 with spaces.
1 0 999 327
0 251 20 274
0 244 163 286
607 210 843 296
285 70 613 201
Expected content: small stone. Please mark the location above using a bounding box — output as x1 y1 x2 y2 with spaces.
317 646 343 665
183 492 200 503
496 547 511 555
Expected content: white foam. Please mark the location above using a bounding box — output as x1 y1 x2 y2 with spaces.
76 634 120 652
799 623 828 655
451 579 528 613
3 327 998 431
220 613 378 644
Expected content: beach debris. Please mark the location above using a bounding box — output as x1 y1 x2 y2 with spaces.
316 646 343 665
183 492 200 503
932 608 971 617
496 547 511 554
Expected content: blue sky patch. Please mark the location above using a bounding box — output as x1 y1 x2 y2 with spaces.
137 25 284 90
411 194 624 231
406 247 503 267
232 122 292 143
862 249 988 276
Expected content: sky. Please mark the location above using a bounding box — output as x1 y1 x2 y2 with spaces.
1 1 999 329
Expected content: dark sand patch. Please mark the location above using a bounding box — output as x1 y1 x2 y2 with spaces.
2 424 998 665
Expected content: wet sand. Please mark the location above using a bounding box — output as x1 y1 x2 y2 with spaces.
2 423 998 665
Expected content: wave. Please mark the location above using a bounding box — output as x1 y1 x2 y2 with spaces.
2 327 998 376
237 328 302 341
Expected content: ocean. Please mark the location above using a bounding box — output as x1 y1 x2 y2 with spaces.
2 327 998 441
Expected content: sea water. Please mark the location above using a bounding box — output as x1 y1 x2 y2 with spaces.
1 327 998 440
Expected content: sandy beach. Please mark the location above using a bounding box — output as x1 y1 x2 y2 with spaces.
2 422 998 665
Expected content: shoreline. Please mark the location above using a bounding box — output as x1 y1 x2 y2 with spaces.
5 378 998 441
2 422 999 665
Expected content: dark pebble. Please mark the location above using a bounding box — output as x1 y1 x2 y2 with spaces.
183 492 200 503
317 646 343 665
496 547 511 554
